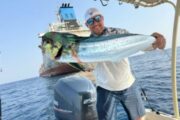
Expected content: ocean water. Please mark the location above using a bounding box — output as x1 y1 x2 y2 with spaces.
0 47 180 120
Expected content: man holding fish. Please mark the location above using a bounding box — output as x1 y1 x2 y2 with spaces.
84 8 166 120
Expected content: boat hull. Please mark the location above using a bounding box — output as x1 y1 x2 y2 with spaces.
145 109 176 120
39 63 80 77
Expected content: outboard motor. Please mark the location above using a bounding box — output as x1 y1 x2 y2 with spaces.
54 76 98 120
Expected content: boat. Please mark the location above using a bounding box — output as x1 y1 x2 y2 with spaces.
53 0 180 120
38 3 90 77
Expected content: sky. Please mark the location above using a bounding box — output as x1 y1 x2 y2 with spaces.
0 0 179 84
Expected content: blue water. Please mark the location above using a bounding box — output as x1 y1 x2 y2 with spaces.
0 47 180 120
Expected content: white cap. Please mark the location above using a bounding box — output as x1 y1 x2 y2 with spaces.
84 8 102 22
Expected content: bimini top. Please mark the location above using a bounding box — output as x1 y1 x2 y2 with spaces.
99 0 175 7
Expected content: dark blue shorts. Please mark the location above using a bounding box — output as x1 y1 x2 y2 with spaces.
96 83 145 120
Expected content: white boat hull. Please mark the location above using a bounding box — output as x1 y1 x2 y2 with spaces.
145 109 176 120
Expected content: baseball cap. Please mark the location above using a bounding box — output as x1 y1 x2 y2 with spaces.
84 8 102 22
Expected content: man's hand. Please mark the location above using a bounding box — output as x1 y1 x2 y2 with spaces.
151 32 166 49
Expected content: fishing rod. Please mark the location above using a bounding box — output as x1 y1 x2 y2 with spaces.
131 67 157 113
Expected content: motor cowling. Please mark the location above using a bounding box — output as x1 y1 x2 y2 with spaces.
54 76 98 120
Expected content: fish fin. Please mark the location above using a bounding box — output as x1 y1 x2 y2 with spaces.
55 46 63 59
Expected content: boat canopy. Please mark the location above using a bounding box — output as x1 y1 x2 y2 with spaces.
97 0 175 7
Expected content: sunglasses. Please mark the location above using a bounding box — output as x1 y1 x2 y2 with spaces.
86 15 102 26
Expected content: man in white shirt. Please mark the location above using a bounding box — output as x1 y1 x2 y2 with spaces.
84 8 166 120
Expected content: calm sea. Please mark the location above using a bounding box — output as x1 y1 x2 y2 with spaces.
0 47 180 120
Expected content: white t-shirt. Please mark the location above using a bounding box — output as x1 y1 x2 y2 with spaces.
94 58 135 91
91 27 135 91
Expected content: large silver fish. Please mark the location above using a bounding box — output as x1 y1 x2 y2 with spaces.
42 32 155 63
